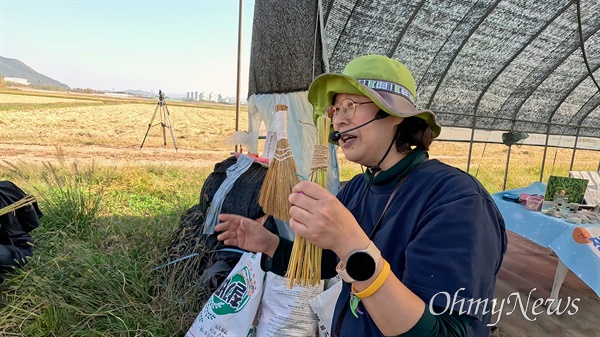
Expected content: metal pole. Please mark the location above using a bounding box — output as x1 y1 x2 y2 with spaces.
235 0 244 152
466 118 477 173
539 125 551 182
503 145 511 191
569 128 580 171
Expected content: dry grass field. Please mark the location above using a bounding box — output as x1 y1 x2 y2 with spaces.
2 89 598 194
0 89 245 168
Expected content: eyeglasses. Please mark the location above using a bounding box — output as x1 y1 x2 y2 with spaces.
325 98 376 119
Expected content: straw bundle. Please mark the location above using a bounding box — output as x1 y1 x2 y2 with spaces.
0 195 37 217
286 114 331 287
259 104 299 221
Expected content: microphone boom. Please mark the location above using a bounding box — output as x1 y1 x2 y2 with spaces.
329 115 385 142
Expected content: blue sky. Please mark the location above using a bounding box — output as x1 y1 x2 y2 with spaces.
0 0 255 97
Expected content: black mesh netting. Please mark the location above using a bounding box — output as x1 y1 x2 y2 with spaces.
249 0 600 139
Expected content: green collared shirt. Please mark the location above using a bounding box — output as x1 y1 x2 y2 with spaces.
364 149 428 186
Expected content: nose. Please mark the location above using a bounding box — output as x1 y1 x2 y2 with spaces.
331 109 349 130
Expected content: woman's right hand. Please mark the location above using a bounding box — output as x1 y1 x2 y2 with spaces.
288 181 369 260
215 214 280 257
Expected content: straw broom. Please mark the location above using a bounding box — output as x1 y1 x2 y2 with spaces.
286 114 331 287
259 104 299 222
0 195 37 217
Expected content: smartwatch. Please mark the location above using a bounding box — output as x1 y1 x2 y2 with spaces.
336 241 381 283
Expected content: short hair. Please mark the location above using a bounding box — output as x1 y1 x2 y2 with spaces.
394 116 434 153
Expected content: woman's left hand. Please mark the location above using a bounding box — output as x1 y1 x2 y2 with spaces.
288 181 369 259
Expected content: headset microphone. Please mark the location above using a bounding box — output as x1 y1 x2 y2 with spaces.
329 110 388 143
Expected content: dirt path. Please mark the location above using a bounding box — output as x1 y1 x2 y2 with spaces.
0 143 232 169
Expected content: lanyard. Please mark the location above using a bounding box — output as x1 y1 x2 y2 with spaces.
333 159 426 337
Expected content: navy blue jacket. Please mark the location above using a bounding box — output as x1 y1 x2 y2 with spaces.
333 159 507 337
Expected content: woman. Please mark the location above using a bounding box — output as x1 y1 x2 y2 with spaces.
216 54 507 337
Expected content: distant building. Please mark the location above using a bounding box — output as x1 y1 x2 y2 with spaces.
182 91 242 104
4 77 29 86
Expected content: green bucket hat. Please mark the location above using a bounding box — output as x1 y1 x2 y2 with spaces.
308 54 441 139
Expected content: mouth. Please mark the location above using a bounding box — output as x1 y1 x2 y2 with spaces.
340 134 357 144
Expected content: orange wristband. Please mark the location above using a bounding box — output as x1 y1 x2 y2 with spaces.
352 260 390 299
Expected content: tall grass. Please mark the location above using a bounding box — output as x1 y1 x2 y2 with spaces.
0 160 212 336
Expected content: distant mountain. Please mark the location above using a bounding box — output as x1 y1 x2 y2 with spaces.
0 56 70 89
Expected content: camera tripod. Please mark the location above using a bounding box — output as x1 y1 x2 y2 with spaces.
140 90 178 151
